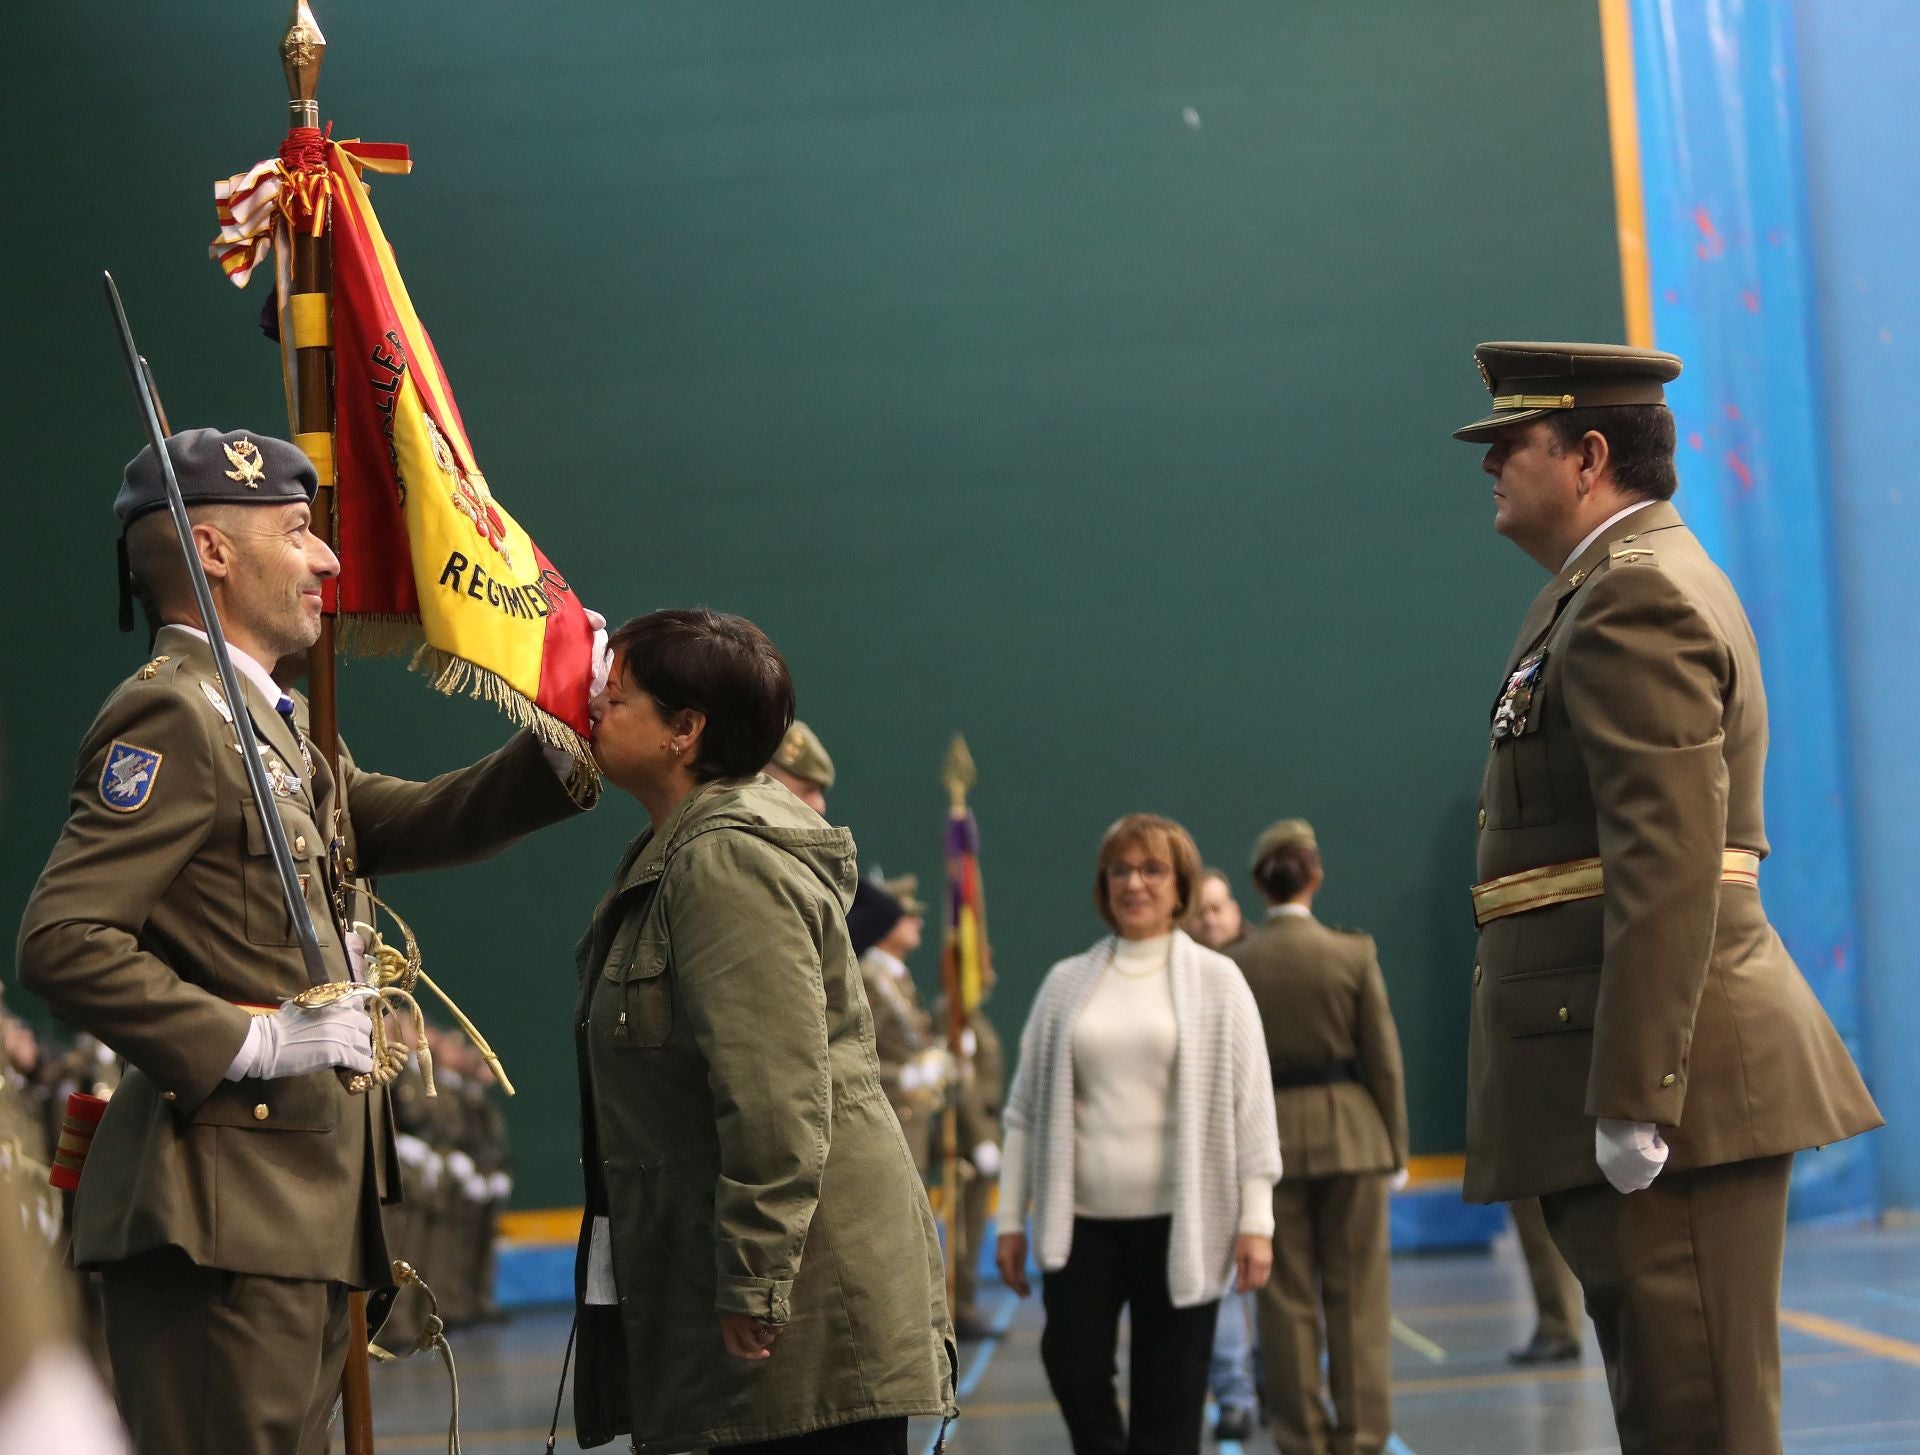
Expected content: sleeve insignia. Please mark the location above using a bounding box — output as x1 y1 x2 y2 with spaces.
100 741 164 813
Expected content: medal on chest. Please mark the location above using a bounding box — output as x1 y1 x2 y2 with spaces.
1491 649 1547 746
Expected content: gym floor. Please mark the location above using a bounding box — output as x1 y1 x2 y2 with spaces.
368 1221 1920 1453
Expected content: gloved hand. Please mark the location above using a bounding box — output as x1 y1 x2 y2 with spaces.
229 998 374 1081
344 927 369 983
447 1150 478 1184
972 1140 1002 1178
1596 1117 1669 1193
585 608 612 698
1388 1166 1410 1193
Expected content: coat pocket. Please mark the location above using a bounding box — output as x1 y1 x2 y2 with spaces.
189 1071 339 1132
1497 964 1600 1038
599 930 673 1048
241 803 331 949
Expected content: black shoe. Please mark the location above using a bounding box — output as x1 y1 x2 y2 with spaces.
1508 1332 1581 1365
1213 1407 1256 1441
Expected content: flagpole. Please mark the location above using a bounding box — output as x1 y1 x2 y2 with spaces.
939 737 977 1312
279 8 375 1452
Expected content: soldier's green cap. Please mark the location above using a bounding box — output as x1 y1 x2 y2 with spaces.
1250 818 1317 870
883 873 926 917
115 428 319 525
1454 341 1683 443
771 719 835 790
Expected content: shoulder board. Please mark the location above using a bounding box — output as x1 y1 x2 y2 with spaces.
1608 542 1661 568
1326 923 1370 939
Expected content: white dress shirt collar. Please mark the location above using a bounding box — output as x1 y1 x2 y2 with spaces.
175 626 285 710
1265 903 1312 921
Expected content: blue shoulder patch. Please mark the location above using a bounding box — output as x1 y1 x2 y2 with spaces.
100 740 163 813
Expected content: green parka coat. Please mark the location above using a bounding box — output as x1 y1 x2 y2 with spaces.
571 776 956 1451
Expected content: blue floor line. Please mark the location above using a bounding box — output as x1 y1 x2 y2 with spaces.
924 1288 1022 1455
1386 1435 1419 1455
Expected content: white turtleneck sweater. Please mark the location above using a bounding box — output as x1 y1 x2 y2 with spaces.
1001 932 1273 1237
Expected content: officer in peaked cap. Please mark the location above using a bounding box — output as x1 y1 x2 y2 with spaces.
16 426 596 1455
765 719 834 816
852 873 947 1177
1457 343 1880 1454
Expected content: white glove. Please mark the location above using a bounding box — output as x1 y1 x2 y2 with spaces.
972 1140 1002 1177
447 1150 478 1183
488 1171 513 1200
1388 1167 1410 1193
395 1134 432 1170
585 608 612 698
422 1152 445 1191
1596 1118 1669 1193
960 1028 978 1057
226 998 374 1081
919 1048 955 1093
344 927 369 983
463 1171 490 1202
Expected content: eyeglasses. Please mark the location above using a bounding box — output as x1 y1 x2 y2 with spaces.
1106 861 1173 886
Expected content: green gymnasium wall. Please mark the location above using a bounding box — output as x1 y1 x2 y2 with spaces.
1 2 1623 1209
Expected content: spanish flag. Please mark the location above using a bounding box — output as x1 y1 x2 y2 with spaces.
212 139 595 763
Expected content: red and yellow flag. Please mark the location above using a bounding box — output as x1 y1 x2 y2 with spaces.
212 139 595 762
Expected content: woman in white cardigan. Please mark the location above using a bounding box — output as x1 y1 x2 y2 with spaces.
995 814 1281 1455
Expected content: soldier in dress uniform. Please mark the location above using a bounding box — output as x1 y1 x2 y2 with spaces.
1457 343 1882 1454
848 876 949 1178
14 428 598 1455
764 719 834 816
1229 819 1407 1455
943 959 1004 1341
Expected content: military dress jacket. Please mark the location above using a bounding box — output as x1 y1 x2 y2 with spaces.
1466 503 1880 1202
1228 913 1407 1179
860 949 939 1115
16 625 589 1286
954 1006 1005 1156
570 776 955 1452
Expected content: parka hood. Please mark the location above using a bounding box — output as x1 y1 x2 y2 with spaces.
652 774 859 912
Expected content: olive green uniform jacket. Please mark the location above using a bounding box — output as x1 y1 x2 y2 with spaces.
571 776 956 1452
15 625 590 1286
1466 504 1880 1202
860 948 941 1173
1228 912 1407 1177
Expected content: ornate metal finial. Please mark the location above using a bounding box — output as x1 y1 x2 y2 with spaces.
942 734 976 813
282 2 327 127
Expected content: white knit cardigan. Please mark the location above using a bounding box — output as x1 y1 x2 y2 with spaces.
1002 930 1282 1307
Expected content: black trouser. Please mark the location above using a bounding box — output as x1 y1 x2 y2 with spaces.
718 1416 909 1454
1040 1215 1220 1455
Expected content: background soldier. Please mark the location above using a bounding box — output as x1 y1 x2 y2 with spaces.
941 958 1004 1341
1508 1197 1583 1364
764 719 834 816
14 429 595 1455
1230 818 1408 1455
848 875 949 1177
1457 343 1882 1455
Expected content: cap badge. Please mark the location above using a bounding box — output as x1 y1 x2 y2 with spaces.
222 437 266 487
778 725 805 764
1475 356 1492 392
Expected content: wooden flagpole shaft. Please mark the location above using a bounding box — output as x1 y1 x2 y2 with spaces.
281 8 374 1454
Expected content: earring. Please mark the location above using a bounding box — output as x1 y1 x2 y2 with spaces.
671 743 683 756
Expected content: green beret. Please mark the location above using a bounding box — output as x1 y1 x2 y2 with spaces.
772 720 835 790
1454 341 1683 443
115 428 318 525
1251 818 1317 870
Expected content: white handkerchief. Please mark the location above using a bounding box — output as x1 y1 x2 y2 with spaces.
585 1215 617 1305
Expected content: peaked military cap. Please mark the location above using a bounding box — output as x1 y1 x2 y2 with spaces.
882 873 926 918
1454 341 1683 443
115 428 319 525
771 719 835 790
1251 817 1317 870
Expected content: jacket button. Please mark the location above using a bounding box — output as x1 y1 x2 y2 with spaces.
253 1104 271 1121
294 834 308 856
1476 808 1487 829
161 1090 177 1102
1660 1073 1676 1087
1557 1006 1569 1022
1472 964 1482 986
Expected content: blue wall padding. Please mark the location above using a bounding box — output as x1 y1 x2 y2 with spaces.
1629 0 1876 1220
1793 1 1920 1213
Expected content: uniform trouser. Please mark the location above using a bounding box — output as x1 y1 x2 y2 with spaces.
1541 1153 1794 1455
1511 1196 1583 1346
1040 1216 1218 1455
1256 1172 1391 1455
100 1247 351 1455
953 1170 994 1316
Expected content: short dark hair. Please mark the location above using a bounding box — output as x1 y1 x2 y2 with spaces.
1253 841 1322 904
1542 404 1678 501
608 608 794 782
1093 813 1203 932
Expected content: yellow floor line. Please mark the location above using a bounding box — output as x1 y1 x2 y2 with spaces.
1391 1348 1858 1398
1389 1316 1447 1364
1780 1307 1920 1369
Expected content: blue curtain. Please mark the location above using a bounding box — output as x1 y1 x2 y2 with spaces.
1630 0 1875 1219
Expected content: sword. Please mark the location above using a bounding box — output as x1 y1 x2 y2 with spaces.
103 269 330 990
